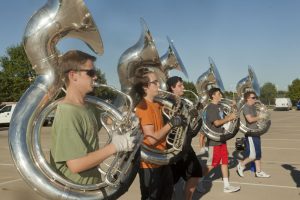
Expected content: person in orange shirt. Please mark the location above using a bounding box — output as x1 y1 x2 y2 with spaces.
134 68 183 200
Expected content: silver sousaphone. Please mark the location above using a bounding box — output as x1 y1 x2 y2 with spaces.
160 36 189 79
161 36 203 141
196 57 225 106
117 21 191 165
197 57 240 142
9 1 141 199
118 18 165 103
236 66 271 136
157 36 204 163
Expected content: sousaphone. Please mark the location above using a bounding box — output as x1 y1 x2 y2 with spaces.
161 37 202 138
117 22 192 165
197 57 240 142
236 66 271 136
9 1 141 199
160 36 189 78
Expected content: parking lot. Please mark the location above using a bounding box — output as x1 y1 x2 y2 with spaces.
1 110 300 200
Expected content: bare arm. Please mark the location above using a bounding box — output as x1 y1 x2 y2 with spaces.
244 114 259 123
199 132 206 148
213 112 237 127
142 123 172 146
66 143 117 174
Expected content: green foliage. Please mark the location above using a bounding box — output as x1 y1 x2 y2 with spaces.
277 90 287 98
287 78 300 105
223 91 236 100
183 81 198 101
92 70 117 100
0 44 115 103
260 82 277 105
0 44 34 102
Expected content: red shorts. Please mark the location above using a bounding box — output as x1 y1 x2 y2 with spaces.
207 143 228 167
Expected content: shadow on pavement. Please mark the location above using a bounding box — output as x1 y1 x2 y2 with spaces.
282 164 300 187
0 127 9 131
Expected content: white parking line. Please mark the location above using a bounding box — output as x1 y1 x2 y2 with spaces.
270 125 300 128
212 180 298 189
227 146 300 151
268 133 300 135
0 177 13 180
272 116 300 122
0 178 22 186
262 147 300 150
263 139 300 141
0 163 14 166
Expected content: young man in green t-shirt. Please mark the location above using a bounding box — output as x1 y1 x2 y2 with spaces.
50 50 137 184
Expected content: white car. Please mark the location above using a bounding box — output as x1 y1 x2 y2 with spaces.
0 103 17 126
274 98 292 111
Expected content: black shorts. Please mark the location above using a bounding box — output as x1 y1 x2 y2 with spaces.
171 148 203 183
139 165 173 200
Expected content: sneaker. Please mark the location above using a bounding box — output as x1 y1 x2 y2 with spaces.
255 171 271 178
236 162 245 177
223 185 241 193
196 181 206 193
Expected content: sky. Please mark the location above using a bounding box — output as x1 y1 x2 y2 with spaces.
1 0 300 91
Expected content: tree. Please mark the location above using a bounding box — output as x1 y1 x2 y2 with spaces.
277 90 287 98
260 82 277 105
0 44 114 103
223 91 236 100
287 78 300 105
91 70 117 101
0 44 34 103
183 81 198 101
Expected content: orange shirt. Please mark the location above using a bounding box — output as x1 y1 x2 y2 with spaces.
135 99 166 168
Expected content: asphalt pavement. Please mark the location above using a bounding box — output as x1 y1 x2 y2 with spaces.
1 110 299 200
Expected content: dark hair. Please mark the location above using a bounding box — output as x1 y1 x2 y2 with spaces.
59 50 96 85
208 87 222 99
132 67 152 99
244 91 257 102
166 76 183 92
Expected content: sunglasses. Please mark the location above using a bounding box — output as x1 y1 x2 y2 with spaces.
65 69 97 77
249 96 257 99
149 80 159 85
78 69 97 77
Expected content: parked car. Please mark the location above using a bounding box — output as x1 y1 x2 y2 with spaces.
0 103 17 126
0 104 6 110
297 100 300 110
44 110 55 126
274 98 292 111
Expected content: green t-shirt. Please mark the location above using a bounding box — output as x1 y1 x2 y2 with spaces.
50 103 102 184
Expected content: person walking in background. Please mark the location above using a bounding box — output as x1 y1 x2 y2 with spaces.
236 91 271 178
198 87 240 193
